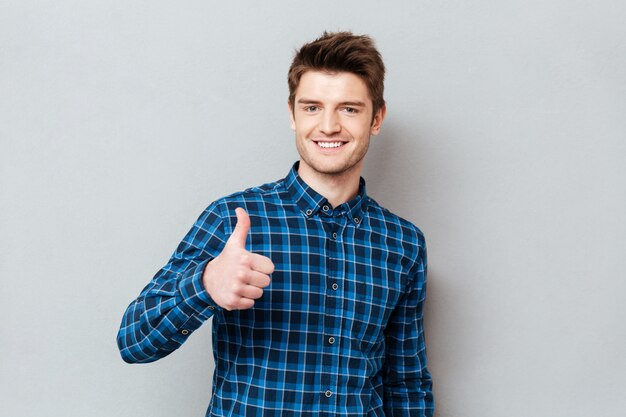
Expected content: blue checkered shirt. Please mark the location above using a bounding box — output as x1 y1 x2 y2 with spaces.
117 162 433 416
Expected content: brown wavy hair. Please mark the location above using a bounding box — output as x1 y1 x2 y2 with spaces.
288 31 386 119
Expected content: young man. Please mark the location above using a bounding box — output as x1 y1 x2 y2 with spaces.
117 31 434 417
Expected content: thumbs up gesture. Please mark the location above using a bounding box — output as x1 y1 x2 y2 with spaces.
202 208 274 311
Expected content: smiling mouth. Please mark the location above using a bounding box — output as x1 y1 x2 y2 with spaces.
315 141 345 149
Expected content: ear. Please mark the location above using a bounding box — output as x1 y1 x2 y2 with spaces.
370 104 387 135
288 101 296 130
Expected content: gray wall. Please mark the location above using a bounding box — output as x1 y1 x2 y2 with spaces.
1 1 625 416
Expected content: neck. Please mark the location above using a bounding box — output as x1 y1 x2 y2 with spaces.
297 161 363 208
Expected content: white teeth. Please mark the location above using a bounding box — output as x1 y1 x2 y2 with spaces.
317 141 343 148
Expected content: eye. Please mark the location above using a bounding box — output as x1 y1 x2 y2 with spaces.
343 107 358 114
303 105 319 112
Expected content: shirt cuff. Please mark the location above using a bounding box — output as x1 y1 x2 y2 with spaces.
178 259 221 321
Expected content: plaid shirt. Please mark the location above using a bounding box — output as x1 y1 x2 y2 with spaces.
117 162 433 417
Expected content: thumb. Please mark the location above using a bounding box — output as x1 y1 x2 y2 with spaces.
227 207 250 248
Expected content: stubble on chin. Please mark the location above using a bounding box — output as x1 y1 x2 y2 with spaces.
296 136 370 179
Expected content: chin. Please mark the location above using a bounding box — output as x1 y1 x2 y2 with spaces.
308 160 359 176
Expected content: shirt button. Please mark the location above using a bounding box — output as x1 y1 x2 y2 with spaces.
332 232 337 239
208 306 215 310
181 329 189 335
331 283 339 291
305 209 313 216
325 390 333 398
328 337 335 345
322 205 330 212
354 217 360 224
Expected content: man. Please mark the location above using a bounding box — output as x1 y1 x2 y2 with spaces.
117 31 434 416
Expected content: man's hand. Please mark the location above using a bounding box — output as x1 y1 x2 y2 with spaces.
202 207 274 311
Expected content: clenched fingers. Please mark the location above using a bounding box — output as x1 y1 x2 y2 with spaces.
250 253 275 275
247 270 271 289
239 284 264 300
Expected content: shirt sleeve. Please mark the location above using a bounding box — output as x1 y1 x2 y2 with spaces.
382 241 434 416
116 201 227 364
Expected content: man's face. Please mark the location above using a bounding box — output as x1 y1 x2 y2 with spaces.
289 71 385 179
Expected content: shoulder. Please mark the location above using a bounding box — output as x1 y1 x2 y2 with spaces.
200 177 288 230
365 197 428 286
365 196 426 253
366 197 425 241
217 177 285 205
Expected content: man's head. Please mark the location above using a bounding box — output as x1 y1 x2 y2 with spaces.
287 32 387 183
288 31 386 119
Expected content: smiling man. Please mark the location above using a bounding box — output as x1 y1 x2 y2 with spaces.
291 70 383 207
117 31 434 417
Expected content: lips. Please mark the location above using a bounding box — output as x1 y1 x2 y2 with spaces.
313 139 348 150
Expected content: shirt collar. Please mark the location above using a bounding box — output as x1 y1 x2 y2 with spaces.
284 161 368 227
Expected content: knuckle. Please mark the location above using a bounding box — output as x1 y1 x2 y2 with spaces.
221 298 234 311
231 283 243 294
228 294 239 308
256 276 268 288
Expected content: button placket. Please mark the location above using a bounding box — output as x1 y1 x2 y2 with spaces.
321 217 345 407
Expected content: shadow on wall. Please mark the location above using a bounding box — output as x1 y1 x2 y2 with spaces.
362 118 432 215
422 267 452 415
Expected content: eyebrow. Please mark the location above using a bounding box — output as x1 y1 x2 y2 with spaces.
297 98 367 107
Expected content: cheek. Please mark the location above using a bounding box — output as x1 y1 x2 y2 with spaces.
344 120 371 138
294 119 317 136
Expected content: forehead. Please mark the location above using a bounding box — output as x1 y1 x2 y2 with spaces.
295 71 372 105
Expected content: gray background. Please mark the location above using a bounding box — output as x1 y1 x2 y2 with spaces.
1 1 625 416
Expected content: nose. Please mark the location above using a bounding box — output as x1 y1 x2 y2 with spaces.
319 110 341 135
